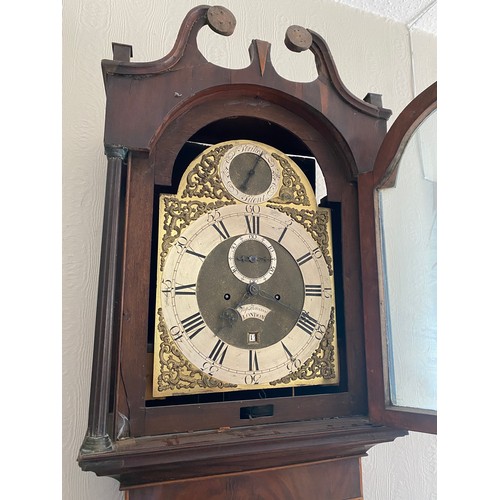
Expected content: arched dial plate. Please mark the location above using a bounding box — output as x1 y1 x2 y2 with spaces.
159 204 332 386
153 140 338 398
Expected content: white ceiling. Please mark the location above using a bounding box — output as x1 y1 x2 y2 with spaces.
338 0 436 34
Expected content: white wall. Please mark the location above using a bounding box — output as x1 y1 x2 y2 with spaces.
62 1 436 498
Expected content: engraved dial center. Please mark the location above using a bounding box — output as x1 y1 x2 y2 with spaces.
196 231 305 350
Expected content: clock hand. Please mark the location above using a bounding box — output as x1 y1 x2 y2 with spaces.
216 284 254 333
235 288 252 308
236 255 271 263
218 307 240 330
218 286 250 325
239 152 264 191
257 287 302 315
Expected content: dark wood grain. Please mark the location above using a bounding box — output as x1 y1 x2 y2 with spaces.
373 82 437 189
79 416 405 487
78 3 415 491
123 458 362 500
80 148 127 453
114 151 155 438
102 29 388 175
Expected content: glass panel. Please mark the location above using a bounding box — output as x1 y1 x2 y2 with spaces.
378 110 437 411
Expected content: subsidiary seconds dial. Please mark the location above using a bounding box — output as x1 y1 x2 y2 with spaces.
228 234 277 284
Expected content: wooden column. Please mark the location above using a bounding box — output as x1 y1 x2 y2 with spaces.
79 145 127 453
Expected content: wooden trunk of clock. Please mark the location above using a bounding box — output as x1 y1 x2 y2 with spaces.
124 458 363 500
77 6 415 496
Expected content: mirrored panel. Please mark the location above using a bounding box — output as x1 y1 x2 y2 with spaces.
378 110 437 411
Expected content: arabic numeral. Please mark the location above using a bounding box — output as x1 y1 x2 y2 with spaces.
161 279 173 304
175 236 188 254
161 279 173 294
170 325 182 341
314 323 327 341
202 361 220 376
312 247 323 259
207 209 221 223
245 204 261 214
244 373 262 385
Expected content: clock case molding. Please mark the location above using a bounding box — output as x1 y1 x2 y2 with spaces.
77 5 435 489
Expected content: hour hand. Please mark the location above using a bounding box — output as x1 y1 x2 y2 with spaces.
257 288 301 315
239 152 264 191
218 307 240 330
236 255 270 263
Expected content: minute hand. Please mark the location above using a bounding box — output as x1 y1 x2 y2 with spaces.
258 288 301 315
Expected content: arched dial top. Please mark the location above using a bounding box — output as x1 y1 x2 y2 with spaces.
153 140 337 397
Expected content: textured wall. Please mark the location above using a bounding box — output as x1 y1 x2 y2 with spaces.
62 1 436 498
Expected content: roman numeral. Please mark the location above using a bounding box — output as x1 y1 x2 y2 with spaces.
281 341 293 360
212 220 230 240
305 284 322 297
175 283 196 295
245 215 260 234
278 226 288 243
297 311 318 335
208 339 228 364
180 312 205 339
248 350 259 371
296 252 313 266
282 341 301 371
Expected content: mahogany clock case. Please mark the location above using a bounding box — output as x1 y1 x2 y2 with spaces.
118 94 366 438
77 5 434 489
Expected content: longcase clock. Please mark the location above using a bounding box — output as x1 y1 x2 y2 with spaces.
77 5 436 498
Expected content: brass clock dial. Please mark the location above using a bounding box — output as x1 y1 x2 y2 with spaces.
153 140 338 397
